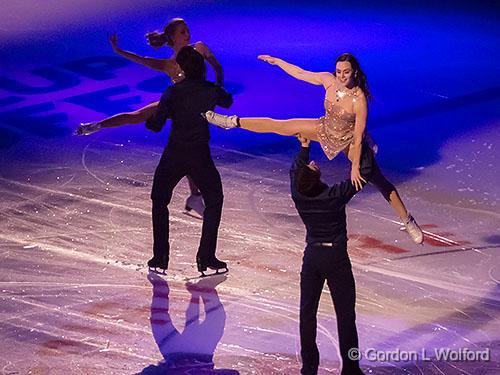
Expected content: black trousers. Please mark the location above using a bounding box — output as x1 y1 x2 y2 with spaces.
367 152 396 203
300 244 362 375
150 143 223 264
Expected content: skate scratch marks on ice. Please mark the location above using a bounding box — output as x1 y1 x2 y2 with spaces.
0 177 194 226
0 234 141 271
0 281 154 288
389 245 500 262
4 320 155 361
81 141 107 185
222 294 338 349
5 296 149 334
359 263 498 300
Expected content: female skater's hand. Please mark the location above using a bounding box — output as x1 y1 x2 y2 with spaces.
109 34 119 51
351 167 366 191
258 55 279 65
296 134 310 147
75 122 102 136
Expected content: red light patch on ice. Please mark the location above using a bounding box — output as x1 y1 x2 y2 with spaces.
350 234 409 255
420 224 472 248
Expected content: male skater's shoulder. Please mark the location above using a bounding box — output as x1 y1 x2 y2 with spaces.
198 80 233 109
145 45 232 133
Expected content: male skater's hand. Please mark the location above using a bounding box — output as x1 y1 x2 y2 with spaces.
258 55 279 65
296 134 310 147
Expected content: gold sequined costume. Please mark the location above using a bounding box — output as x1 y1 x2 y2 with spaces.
317 99 357 160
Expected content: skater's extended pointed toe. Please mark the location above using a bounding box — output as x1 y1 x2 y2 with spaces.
403 213 424 244
203 111 240 129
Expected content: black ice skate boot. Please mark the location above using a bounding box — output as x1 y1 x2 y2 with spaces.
147 255 169 274
196 255 228 277
184 193 205 219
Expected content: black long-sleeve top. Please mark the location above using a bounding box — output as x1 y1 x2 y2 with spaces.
290 144 374 246
145 78 232 146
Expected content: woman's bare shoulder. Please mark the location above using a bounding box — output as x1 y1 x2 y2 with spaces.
323 73 338 88
354 87 366 99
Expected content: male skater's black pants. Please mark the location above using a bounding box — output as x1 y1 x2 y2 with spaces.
300 243 362 375
150 143 223 264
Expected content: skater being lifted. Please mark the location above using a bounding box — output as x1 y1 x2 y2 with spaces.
76 18 224 217
145 45 232 275
204 53 423 244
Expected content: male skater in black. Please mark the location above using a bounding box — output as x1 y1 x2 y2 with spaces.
145 45 232 276
291 135 374 375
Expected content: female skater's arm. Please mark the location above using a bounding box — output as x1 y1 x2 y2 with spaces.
109 34 178 75
258 55 332 86
351 92 368 191
194 41 224 85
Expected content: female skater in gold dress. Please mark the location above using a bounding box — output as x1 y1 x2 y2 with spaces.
204 53 423 243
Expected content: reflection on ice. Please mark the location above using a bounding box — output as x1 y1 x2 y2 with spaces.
142 272 239 374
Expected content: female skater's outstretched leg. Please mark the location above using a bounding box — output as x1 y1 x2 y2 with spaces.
208 113 321 140
347 146 423 243
77 101 205 215
239 118 320 140
366 162 408 219
77 102 159 135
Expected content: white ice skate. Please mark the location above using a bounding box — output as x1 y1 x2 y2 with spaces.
75 122 102 136
402 213 424 244
202 111 240 129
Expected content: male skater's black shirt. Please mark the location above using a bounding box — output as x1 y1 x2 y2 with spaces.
145 78 232 146
290 145 374 246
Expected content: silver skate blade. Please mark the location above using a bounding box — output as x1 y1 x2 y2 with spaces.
199 267 228 277
182 210 203 220
148 266 167 275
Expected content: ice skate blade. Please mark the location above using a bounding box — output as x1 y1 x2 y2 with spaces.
183 209 203 220
199 268 229 278
148 266 167 275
